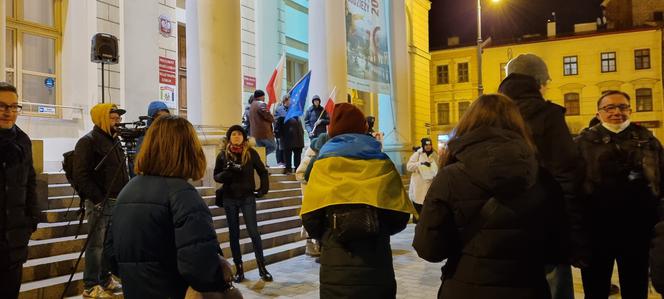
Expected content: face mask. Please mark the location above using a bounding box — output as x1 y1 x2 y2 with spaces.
602 119 630 133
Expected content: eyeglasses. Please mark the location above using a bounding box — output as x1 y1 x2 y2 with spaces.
599 104 631 112
0 103 22 113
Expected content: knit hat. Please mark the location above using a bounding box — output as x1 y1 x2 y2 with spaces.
421 137 432 148
226 124 247 142
90 103 124 135
254 90 265 99
505 54 551 86
328 103 368 137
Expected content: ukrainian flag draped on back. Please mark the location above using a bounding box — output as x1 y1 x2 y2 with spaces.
301 133 416 215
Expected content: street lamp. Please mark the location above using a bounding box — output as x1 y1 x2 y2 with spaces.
477 0 501 96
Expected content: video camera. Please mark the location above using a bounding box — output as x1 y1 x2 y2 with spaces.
115 115 151 158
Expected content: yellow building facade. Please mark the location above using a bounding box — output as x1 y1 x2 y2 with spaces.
431 27 664 142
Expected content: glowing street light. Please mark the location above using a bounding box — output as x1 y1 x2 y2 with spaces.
477 0 502 95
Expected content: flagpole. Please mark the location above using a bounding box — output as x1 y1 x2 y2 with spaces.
310 86 335 135
288 70 312 95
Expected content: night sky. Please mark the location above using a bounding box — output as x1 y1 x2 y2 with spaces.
429 0 605 50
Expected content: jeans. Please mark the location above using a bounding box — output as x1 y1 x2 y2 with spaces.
283 147 303 171
275 138 284 164
0 262 21 299
255 138 276 155
223 196 265 265
545 264 575 299
84 198 116 289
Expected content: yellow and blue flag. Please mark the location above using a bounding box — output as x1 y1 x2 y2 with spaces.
301 133 416 215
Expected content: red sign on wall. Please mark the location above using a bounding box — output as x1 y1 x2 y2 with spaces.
159 56 177 85
243 76 256 88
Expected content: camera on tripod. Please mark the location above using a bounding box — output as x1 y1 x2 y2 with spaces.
115 116 151 158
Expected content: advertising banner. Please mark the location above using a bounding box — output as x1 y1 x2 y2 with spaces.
345 0 392 94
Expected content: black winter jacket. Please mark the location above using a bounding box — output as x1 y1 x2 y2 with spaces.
304 105 329 137
0 126 41 267
413 128 556 299
281 117 304 150
105 176 229 298
302 205 409 299
577 124 662 235
73 126 129 204
213 147 269 199
499 73 588 264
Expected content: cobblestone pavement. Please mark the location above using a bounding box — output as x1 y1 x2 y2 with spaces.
233 224 443 299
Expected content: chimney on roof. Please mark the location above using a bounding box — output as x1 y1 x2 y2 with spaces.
547 12 557 37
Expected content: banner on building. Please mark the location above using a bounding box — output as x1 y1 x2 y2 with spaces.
345 0 392 94
159 56 177 108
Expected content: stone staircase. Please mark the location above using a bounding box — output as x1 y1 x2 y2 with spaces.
19 168 305 299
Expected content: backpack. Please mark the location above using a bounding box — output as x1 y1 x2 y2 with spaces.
62 150 79 193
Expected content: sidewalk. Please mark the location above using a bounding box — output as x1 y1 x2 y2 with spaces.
233 224 443 298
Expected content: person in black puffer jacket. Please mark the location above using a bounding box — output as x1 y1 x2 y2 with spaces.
414 94 562 299
213 125 271 283
0 82 42 299
498 54 587 299
105 116 232 298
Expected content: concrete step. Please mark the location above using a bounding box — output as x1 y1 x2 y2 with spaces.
28 201 303 261
22 225 305 284
46 184 216 199
43 189 302 223
20 239 306 299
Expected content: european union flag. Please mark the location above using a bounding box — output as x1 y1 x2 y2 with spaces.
284 70 312 123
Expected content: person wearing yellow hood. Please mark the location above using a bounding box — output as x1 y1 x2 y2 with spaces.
301 103 415 299
73 103 129 298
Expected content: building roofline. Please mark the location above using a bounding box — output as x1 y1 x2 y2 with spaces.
430 26 663 52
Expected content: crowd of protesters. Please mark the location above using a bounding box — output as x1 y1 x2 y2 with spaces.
5 51 664 299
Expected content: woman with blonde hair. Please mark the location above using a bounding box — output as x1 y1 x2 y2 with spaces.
105 116 233 298
213 125 272 282
414 94 559 299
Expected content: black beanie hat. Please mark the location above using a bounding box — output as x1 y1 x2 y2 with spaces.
226 125 247 142
254 90 265 99
421 137 432 148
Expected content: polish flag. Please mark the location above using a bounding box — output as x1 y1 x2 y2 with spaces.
322 86 336 117
266 54 286 110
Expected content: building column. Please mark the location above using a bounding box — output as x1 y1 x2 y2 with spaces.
185 0 241 128
256 0 281 94
379 0 413 173
408 0 432 143
308 0 347 103
0 0 6 81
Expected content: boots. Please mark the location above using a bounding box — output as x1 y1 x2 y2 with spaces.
257 260 273 281
234 263 245 283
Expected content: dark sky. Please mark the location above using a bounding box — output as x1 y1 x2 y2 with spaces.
429 0 604 49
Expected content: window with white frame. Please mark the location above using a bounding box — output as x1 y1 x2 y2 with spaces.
5 0 62 115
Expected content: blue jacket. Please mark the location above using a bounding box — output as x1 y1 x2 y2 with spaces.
304 105 329 137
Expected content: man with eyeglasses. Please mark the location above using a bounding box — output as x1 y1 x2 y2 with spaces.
576 90 663 298
0 82 42 299
73 103 129 298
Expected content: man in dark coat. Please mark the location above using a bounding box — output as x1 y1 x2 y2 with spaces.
498 54 587 299
578 90 663 298
0 82 42 299
74 103 130 297
278 98 305 173
249 90 276 157
304 95 329 138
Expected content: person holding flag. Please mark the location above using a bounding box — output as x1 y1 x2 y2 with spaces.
304 95 329 139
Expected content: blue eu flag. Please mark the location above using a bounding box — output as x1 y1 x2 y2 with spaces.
284 71 312 123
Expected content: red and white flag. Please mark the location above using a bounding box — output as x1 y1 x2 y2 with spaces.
322 86 336 117
266 54 286 110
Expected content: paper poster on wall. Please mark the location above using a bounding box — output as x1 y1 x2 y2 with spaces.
159 56 177 109
345 0 392 94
